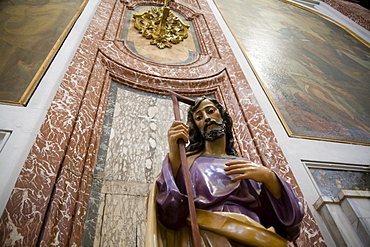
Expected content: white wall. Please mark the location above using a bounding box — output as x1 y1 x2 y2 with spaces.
206 0 370 246
0 0 101 215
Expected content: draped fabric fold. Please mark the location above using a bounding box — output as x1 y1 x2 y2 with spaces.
146 155 304 246
146 179 287 247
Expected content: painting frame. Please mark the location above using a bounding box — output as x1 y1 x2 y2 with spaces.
214 0 370 145
0 0 89 106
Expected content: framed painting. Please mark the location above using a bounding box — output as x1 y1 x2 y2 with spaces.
214 0 370 145
0 0 88 105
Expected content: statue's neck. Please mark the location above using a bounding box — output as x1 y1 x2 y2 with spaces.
202 135 227 157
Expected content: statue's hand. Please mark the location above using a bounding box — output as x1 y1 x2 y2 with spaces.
224 160 282 199
168 121 189 176
224 160 271 183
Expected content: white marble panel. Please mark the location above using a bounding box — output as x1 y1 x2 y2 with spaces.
83 83 190 246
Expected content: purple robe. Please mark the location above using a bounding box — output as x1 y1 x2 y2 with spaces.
156 156 304 241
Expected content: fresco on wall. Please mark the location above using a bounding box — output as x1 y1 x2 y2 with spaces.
0 0 86 105
309 168 370 197
214 0 370 144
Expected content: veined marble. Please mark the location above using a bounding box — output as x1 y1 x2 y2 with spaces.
82 84 191 246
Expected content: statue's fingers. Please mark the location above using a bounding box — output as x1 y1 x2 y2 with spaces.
229 174 248 182
224 162 259 171
168 130 188 145
225 167 248 175
225 160 251 166
224 164 246 171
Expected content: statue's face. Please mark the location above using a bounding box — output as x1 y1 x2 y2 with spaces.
193 99 225 141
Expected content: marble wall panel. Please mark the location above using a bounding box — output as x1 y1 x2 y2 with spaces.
82 84 191 246
0 0 116 242
97 194 147 247
103 85 181 182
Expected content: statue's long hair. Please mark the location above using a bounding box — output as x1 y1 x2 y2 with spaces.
186 97 237 156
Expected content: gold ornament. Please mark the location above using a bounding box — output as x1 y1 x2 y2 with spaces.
133 0 190 49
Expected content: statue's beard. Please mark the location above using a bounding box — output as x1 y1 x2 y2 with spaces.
201 119 225 142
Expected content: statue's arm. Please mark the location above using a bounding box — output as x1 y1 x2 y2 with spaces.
156 155 189 229
224 159 303 240
259 175 305 241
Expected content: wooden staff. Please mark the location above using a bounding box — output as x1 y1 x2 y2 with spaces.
168 90 202 247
